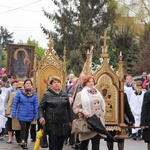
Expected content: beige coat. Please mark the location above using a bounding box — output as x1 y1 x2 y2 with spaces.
73 91 105 141
5 92 21 130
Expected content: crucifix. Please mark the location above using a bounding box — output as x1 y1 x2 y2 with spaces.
47 34 55 49
100 31 110 53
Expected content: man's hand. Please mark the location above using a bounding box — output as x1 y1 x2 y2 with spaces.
68 122 72 127
39 117 45 126
141 126 147 129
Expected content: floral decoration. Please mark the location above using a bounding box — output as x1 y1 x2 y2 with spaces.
87 88 97 94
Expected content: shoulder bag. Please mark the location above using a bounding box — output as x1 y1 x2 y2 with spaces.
71 113 90 134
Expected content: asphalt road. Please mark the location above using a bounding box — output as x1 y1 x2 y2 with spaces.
0 135 147 150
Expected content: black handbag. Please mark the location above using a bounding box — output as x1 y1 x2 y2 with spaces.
40 127 48 148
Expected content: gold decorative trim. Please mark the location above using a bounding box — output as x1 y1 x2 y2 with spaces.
14 48 30 65
93 32 124 133
95 74 118 124
106 126 121 131
36 34 66 102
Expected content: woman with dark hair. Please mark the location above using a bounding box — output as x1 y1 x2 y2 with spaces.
39 76 72 150
12 78 38 149
73 75 106 150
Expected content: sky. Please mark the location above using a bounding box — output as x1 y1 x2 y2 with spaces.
0 0 57 49
0 0 134 49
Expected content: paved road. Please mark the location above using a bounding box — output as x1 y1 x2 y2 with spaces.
0 136 147 150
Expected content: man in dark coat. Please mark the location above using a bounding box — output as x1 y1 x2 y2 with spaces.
140 90 150 150
106 93 135 150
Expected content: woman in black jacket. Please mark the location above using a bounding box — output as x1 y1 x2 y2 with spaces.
38 76 72 150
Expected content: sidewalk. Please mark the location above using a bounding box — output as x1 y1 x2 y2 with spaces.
0 135 147 150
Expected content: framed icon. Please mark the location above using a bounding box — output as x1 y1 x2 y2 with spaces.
6 43 35 79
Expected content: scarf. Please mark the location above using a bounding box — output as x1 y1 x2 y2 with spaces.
22 88 35 97
81 86 106 116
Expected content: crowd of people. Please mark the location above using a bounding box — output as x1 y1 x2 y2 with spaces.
124 72 150 150
0 68 150 150
0 69 38 149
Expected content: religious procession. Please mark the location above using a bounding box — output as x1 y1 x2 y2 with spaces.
0 33 149 150
0 0 150 150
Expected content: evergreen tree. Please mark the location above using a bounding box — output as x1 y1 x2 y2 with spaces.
112 24 140 75
134 26 150 75
41 0 118 75
0 26 13 68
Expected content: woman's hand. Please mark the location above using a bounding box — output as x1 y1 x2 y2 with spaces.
39 117 45 126
77 111 90 118
84 113 90 118
83 110 90 118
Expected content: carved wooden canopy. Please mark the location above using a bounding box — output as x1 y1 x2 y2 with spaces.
93 32 126 135
34 35 66 103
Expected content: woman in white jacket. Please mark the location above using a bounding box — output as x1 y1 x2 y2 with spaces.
73 75 106 150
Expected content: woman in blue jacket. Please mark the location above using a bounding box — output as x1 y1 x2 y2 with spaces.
12 78 38 149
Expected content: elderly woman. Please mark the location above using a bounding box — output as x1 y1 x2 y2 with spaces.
5 81 24 145
5 80 18 144
73 75 106 150
38 76 72 150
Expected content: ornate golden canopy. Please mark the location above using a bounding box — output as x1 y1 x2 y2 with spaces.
93 32 127 138
33 34 66 103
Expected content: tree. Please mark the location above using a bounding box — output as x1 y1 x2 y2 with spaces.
113 1 150 75
117 0 150 27
18 37 45 60
67 49 84 76
2 50 7 68
41 0 119 75
111 23 141 75
0 26 13 68
134 26 150 74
